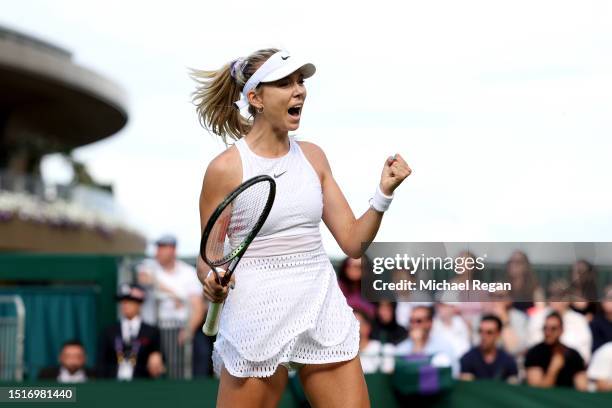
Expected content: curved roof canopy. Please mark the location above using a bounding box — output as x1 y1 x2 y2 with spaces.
0 25 128 150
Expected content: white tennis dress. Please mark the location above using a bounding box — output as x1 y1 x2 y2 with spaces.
211 135 359 378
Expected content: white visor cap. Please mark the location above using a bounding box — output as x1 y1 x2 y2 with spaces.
234 50 316 110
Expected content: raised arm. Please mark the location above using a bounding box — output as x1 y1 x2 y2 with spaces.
526 352 565 388
299 142 411 258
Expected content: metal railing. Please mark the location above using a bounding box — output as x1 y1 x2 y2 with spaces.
0 170 114 207
118 257 194 380
158 310 193 380
0 295 25 381
0 170 77 202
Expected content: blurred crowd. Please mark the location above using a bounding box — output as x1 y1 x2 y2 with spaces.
340 252 612 392
37 247 612 394
38 235 212 382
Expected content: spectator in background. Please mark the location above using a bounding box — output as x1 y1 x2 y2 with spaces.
98 284 165 380
138 234 210 376
38 340 95 383
590 285 612 352
338 256 375 318
395 305 458 376
371 301 407 345
504 250 545 314
393 268 432 329
354 308 381 374
482 290 529 357
569 260 598 321
432 302 470 359
460 315 518 383
446 251 485 329
525 312 587 390
587 341 612 392
527 279 592 362
570 260 598 300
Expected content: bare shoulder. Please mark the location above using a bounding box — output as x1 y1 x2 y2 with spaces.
297 140 326 159
207 144 241 175
297 140 331 181
202 144 242 196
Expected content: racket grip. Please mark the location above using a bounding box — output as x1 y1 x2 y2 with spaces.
203 301 224 336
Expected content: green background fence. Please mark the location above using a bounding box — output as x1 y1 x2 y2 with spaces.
2 253 611 384
2 376 611 407
0 254 119 379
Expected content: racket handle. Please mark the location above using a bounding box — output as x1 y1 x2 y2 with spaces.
203 301 224 336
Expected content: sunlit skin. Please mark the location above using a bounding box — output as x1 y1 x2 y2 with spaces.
196 56 410 407
250 71 307 136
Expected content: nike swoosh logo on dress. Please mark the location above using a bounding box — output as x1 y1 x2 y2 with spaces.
274 171 287 178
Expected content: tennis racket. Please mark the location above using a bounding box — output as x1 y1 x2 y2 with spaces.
201 175 276 336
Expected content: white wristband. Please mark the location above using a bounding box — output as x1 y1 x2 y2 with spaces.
369 185 394 212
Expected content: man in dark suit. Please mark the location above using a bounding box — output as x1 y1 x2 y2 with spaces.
38 339 95 382
98 283 165 380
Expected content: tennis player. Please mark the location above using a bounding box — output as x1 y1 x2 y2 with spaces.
192 48 411 407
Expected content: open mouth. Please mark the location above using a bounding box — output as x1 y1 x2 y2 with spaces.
288 106 302 118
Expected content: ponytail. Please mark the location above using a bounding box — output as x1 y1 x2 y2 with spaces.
190 48 280 144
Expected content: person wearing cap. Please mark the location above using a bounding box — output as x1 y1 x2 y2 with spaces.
137 234 210 377
191 48 412 407
97 283 165 380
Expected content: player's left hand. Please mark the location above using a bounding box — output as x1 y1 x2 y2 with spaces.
380 153 412 196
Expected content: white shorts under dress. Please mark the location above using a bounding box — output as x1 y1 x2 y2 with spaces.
211 135 359 378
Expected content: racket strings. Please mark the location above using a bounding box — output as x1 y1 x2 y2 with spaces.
205 180 273 265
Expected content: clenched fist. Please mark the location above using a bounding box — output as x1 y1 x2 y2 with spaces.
380 153 412 196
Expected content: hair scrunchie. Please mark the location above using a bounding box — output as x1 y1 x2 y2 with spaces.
229 57 245 79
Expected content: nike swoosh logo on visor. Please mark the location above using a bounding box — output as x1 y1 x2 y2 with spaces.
281 56 290 60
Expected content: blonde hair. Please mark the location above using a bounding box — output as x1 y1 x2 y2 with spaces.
189 48 280 145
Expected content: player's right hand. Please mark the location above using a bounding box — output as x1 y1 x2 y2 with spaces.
203 269 235 303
